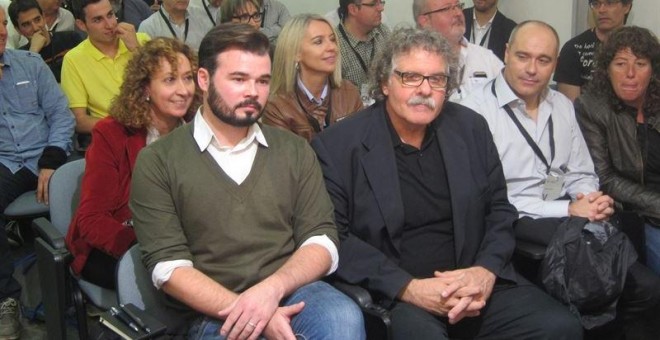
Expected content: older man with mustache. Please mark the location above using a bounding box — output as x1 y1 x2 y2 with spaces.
312 26 581 340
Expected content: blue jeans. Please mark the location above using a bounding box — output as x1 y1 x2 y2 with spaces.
645 223 660 276
188 281 365 340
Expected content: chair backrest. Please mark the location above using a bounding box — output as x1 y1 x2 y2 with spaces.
48 159 85 235
116 245 184 333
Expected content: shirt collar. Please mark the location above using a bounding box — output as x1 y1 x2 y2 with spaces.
472 10 495 29
297 76 328 105
192 108 268 152
86 37 127 61
493 72 551 109
161 6 190 23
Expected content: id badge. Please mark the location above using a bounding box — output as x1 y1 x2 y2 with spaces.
360 84 375 107
542 173 564 201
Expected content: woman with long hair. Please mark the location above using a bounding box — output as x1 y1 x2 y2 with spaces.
575 26 660 275
263 13 362 141
66 37 200 289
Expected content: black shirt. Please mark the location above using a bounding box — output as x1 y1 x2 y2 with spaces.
20 31 83 82
386 113 455 278
638 123 660 193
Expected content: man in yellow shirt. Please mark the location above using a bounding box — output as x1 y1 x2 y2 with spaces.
61 0 149 133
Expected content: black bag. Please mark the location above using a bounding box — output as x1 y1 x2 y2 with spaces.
540 217 637 329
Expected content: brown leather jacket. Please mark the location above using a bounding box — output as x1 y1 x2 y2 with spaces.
575 92 660 219
263 80 363 141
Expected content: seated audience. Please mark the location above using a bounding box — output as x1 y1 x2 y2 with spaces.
336 0 389 99
258 0 290 43
66 37 199 289
312 26 582 340
463 0 516 61
555 0 632 101
461 20 660 339
61 0 149 133
129 23 365 338
111 0 153 30
8 0 82 82
220 0 262 30
263 14 362 142
414 0 503 102
575 26 660 276
138 0 213 51
1 6 75 338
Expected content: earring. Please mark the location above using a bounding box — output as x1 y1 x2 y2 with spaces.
146 95 150 102
295 61 299 70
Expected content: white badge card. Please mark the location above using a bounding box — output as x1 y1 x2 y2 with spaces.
542 173 564 201
360 84 375 107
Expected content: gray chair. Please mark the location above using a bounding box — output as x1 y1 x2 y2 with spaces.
116 244 185 337
3 190 48 220
32 159 116 340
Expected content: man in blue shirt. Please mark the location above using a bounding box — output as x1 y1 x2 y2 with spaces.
0 6 75 338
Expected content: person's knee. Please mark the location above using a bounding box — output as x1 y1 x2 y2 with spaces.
322 291 365 338
535 308 583 339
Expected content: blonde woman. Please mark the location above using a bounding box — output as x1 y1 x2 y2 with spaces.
263 13 362 141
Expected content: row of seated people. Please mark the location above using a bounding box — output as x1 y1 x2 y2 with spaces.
58 16 660 340
1 0 659 339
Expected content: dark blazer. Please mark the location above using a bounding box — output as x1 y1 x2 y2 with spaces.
66 117 146 275
463 8 517 61
311 101 518 301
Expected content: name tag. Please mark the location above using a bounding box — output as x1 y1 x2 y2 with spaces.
542 173 564 201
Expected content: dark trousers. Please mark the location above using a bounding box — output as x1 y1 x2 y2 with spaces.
0 165 37 300
514 217 660 340
389 282 583 339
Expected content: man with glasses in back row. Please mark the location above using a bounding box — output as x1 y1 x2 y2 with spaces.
555 0 633 101
414 0 503 102
138 0 214 51
336 0 389 105
312 26 582 340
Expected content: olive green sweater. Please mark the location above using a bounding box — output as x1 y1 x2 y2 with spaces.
130 122 338 293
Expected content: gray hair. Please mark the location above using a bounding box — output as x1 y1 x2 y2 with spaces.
369 26 459 101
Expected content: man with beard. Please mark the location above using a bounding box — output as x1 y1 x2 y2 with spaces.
554 0 633 101
463 0 516 61
414 0 503 102
129 23 365 339
311 26 581 340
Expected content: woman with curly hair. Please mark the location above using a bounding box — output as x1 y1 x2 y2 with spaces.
575 26 660 275
66 37 200 289
262 14 362 142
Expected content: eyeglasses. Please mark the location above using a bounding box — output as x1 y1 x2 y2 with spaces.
359 0 386 8
393 70 449 89
233 11 264 23
422 2 465 16
589 0 622 9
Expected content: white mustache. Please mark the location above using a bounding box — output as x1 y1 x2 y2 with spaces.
407 96 436 109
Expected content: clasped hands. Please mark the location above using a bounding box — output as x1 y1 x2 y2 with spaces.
401 266 496 325
217 280 303 340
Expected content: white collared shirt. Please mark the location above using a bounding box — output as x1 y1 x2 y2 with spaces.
471 10 495 48
460 72 599 219
151 109 338 288
450 37 503 102
297 76 329 106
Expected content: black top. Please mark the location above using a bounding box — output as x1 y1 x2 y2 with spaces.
554 29 600 86
20 31 83 82
639 123 660 193
386 114 455 278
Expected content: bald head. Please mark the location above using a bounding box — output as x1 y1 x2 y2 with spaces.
508 20 560 55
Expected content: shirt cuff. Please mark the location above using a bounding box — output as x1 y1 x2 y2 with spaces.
301 234 338 276
542 199 571 218
152 259 193 289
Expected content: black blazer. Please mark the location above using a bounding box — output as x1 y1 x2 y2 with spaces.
311 101 518 301
463 8 517 61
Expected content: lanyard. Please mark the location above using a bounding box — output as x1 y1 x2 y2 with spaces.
470 24 491 47
202 0 216 26
491 80 555 174
338 24 374 74
295 86 333 132
159 8 189 42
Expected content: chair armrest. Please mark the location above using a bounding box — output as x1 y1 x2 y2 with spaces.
32 217 66 250
332 281 375 309
515 239 546 260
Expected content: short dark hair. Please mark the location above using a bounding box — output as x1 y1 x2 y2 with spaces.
7 0 43 28
587 0 633 24
338 0 358 21
71 0 105 21
198 23 270 77
587 26 660 116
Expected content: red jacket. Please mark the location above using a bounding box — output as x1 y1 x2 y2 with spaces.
66 117 146 275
